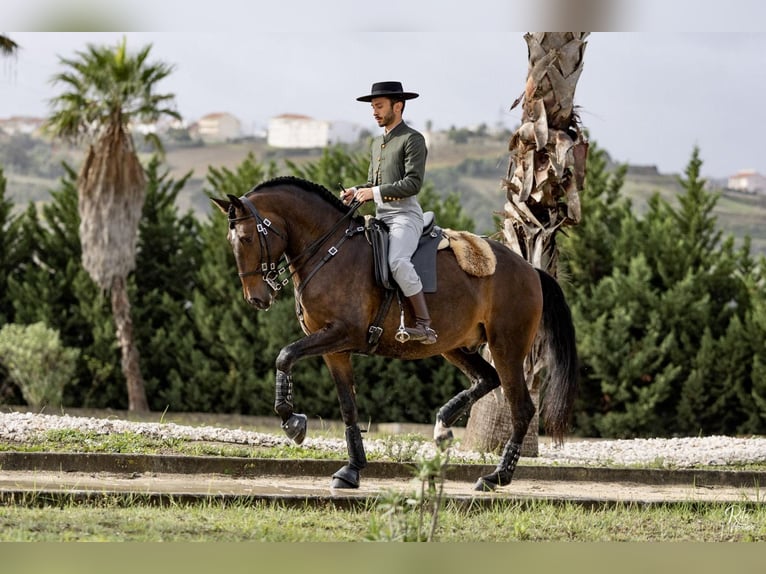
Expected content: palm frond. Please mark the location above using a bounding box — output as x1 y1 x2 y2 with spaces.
0 35 19 56
46 38 180 144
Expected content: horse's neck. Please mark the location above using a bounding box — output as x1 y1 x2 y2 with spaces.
277 195 345 259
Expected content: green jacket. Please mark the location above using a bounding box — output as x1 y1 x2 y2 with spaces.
362 121 427 202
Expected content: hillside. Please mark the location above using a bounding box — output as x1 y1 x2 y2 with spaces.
3 136 766 256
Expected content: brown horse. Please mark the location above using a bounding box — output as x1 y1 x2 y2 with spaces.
212 176 578 491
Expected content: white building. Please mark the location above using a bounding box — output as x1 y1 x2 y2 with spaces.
728 169 766 194
194 112 242 142
0 116 45 136
267 114 362 149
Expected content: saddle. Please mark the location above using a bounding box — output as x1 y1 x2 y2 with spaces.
363 212 496 351
365 211 441 293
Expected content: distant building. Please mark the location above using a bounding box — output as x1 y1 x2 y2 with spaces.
0 116 45 137
727 169 766 194
192 112 242 142
267 114 361 149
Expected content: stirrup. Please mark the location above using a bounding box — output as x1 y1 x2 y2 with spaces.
403 324 438 345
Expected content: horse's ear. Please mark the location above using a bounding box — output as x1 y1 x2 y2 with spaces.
227 194 245 209
211 197 230 214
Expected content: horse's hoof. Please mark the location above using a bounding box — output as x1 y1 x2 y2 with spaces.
330 465 360 489
474 477 498 492
281 413 307 445
474 471 511 492
433 418 454 450
434 429 454 450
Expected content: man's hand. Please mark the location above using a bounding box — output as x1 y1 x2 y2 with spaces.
340 187 371 205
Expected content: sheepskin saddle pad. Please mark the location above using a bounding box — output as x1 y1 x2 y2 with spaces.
438 229 497 277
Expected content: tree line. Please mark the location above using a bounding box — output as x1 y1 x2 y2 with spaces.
561 145 766 437
1 141 764 437
0 147 476 425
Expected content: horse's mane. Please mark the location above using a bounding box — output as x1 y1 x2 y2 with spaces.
249 176 350 214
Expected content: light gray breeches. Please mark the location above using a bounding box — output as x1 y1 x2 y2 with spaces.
384 215 423 297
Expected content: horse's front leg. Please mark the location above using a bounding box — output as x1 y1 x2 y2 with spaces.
273 325 351 445
323 352 367 489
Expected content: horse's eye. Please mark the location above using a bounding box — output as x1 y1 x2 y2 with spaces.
239 235 253 244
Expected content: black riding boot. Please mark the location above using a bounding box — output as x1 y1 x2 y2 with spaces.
405 290 438 344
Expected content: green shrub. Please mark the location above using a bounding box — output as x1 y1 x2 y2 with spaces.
0 322 79 408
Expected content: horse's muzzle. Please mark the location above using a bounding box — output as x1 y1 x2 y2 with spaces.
247 295 272 310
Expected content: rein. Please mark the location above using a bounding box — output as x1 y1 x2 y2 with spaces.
230 195 364 294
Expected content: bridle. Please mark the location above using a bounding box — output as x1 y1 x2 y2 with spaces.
228 195 291 291
227 194 363 295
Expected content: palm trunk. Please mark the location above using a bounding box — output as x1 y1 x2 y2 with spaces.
463 32 589 456
78 125 148 412
110 275 149 411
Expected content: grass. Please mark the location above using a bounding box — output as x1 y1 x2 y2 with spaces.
3 419 766 541
1 497 765 542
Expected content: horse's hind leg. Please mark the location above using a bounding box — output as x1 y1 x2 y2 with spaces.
323 352 367 489
474 348 535 492
436 349 501 448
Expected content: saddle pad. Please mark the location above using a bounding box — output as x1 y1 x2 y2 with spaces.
412 228 441 293
439 229 496 277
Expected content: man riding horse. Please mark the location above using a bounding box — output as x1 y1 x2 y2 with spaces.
341 81 437 345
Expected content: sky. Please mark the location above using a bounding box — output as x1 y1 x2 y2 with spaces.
3 3 766 179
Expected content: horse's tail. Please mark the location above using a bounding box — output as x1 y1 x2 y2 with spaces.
536 268 579 445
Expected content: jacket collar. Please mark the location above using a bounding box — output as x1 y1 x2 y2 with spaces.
383 120 407 142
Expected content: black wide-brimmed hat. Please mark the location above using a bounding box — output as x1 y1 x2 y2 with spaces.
356 81 419 102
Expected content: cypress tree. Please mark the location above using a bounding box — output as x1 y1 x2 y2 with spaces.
0 166 31 403
131 157 203 411
562 145 765 437
0 167 28 325
746 263 766 431
8 164 121 407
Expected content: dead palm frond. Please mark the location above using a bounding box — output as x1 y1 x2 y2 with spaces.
464 33 589 456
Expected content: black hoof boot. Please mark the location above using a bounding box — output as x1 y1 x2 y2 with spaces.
473 441 521 492
281 413 307 444
473 471 511 492
331 464 360 489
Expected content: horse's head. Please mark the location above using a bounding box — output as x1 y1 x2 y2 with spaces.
212 193 288 311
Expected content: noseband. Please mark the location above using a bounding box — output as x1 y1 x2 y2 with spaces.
228 194 363 294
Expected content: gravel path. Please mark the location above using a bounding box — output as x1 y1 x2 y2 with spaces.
2 411 766 468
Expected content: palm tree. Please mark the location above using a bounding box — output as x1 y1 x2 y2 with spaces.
0 35 19 56
45 37 180 411
463 33 589 455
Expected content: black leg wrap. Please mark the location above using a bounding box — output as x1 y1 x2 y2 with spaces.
274 369 306 444
345 424 367 470
274 369 294 420
437 391 473 428
331 425 367 489
474 441 522 492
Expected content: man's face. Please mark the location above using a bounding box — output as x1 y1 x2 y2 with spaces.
370 97 399 128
